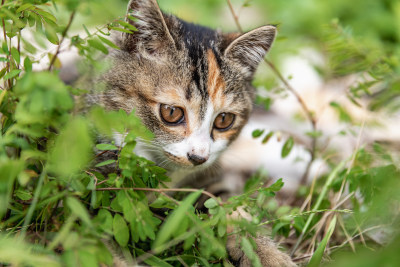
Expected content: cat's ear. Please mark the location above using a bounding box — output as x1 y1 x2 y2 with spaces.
223 25 276 77
122 0 176 55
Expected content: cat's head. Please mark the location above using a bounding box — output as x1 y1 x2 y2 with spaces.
101 0 276 171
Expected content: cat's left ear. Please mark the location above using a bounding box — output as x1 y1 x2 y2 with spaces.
223 25 276 77
122 0 176 56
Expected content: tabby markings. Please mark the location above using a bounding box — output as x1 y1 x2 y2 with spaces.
206 49 226 105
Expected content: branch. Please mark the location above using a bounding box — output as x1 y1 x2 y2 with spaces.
225 0 318 185
48 11 76 71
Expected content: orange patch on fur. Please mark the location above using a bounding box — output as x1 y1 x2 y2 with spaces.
207 50 226 106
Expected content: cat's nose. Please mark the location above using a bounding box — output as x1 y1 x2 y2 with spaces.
187 153 208 166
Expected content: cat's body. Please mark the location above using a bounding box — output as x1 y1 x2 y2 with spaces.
88 0 295 266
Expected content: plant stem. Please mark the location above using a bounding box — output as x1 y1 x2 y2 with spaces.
48 11 76 71
21 169 47 236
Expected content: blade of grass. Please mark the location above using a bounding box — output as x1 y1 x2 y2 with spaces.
307 216 337 267
291 160 346 256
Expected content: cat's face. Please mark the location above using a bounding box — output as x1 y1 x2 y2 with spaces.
100 0 276 171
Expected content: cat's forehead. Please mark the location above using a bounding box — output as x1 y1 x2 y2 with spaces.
155 48 245 118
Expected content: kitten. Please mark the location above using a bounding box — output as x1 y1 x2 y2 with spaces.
90 0 295 266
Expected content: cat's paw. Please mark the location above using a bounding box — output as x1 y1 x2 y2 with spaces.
227 234 296 267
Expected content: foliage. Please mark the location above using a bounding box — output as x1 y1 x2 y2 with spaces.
1 0 400 267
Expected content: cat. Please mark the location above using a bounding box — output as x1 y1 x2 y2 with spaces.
88 0 296 266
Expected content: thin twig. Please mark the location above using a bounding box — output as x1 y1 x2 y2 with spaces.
225 0 318 185
338 214 356 252
96 187 219 202
1 0 11 89
328 224 388 252
226 0 243 33
48 11 76 71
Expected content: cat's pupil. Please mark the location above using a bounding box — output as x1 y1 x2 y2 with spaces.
160 104 184 125
214 113 235 131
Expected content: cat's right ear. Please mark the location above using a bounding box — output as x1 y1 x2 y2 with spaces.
223 25 276 78
122 0 175 56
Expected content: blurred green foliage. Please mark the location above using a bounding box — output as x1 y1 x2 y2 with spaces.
0 0 399 266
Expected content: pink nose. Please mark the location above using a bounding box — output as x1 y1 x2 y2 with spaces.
187 153 208 166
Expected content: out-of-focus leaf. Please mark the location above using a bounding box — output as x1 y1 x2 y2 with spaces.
0 160 24 217
95 160 116 168
48 118 92 176
10 48 20 65
98 36 120 50
24 57 32 72
44 24 59 45
113 214 129 247
262 131 274 144
0 235 61 267
88 38 108 54
66 197 93 227
96 144 118 151
281 137 294 158
3 70 21 80
252 129 264 138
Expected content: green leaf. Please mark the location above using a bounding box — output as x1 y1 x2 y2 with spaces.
16 3 34 13
204 198 218 209
252 129 264 138
95 209 113 233
96 144 118 151
153 191 202 253
44 24 59 45
15 190 32 201
262 131 274 144
113 214 129 247
24 57 32 72
307 216 337 267
109 26 133 34
98 36 120 50
0 67 7 80
330 101 352 123
117 21 138 31
87 38 108 54
95 160 117 168
3 70 21 80
11 48 20 65
306 130 323 138
66 197 93 227
48 118 92 176
281 136 294 158
35 9 57 23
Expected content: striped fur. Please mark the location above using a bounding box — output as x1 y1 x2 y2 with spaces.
90 0 276 173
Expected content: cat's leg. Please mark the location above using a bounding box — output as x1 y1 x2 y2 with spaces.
227 234 296 267
226 208 296 267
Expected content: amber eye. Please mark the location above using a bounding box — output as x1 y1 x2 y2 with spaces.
160 104 185 125
214 113 235 131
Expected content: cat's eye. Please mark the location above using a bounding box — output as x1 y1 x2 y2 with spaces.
160 104 185 125
214 113 235 131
